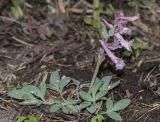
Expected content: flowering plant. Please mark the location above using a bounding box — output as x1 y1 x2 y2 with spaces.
100 12 139 70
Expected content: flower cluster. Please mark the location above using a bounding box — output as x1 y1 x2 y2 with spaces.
100 12 139 70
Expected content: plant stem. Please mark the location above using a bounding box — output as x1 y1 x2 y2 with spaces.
89 48 105 93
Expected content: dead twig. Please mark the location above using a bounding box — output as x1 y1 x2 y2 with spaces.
69 8 93 14
126 56 160 69
0 16 28 27
136 104 160 121
58 0 65 13
12 36 34 47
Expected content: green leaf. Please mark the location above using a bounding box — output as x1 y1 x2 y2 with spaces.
67 99 80 105
101 23 109 38
84 16 93 25
8 85 43 106
79 102 91 110
16 115 40 122
79 91 93 102
7 88 23 100
99 83 108 91
111 99 130 112
16 116 26 122
96 114 104 122
48 84 60 92
93 19 102 32
106 98 113 110
21 94 43 106
107 111 122 121
10 0 23 20
36 81 46 101
91 117 97 122
49 71 60 92
62 105 78 114
101 76 112 86
91 114 104 122
62 99 80 106
50 71 60 85
59 76 71 92
50 101 62 112
95 89 108 101
71 78 80 86
133 43 148 50
7 84 46 104
91 78 102 97
108 81 120 90
7 85 40 100
87 104 97 114
93 0 100 8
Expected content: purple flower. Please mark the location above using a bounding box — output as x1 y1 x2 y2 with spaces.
99 12 139 69
102 13 139 51
100 40 125 70
115 12 139 34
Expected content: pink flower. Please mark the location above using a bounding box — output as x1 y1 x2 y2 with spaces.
99 12 139 69
100 40 125 70
115 12 139 34
102 13 139 51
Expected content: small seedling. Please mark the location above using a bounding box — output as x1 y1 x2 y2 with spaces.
10 0 23 20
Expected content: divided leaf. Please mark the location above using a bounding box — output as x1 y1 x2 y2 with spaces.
49 71 71 93
8 85 39 99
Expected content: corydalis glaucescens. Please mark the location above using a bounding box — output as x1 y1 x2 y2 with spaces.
100 12 139 70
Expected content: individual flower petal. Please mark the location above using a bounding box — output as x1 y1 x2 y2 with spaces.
120 27 132 35
115 33 133 51
115 58 125 70
102 18 113 29
99 40 125 70
117 14 140 22
115 12 139 33
115 12 126 32
107 40 122 50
